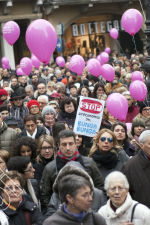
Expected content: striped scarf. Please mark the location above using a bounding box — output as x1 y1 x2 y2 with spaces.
57 150 80 162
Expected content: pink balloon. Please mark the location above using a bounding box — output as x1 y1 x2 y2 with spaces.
109 28 118 40
1 57 9 66
26 19 57 64
131 71 143 82
2 21 20 45
100 52 109 64
106 93 128 121
105 47 111 54
126 123 132 132
2 63 10 69
31 55 40 69
68 55 85 75
86 59 101 77
129 80 147 101
16 68 25 76
121 9 143 36
20 57 32 75
101 64 115 82
56 56 65 68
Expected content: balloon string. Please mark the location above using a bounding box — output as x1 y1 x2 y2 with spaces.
132 36 138 54
115 40 126 56
138 0 146 21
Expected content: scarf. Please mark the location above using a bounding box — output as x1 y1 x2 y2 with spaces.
63 204 87 222
92 149 118 169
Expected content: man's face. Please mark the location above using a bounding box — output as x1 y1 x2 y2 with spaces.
13 98 23 107
25 88 33 97
141 137 150 157
124 95 133 107
59 136 76 158
70 87 77 96
25 120 37 135
38 99 47 111
11 78 18 86
32 75 38 84
37 84 46 94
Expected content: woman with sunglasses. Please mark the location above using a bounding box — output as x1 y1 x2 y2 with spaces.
89 129 129 179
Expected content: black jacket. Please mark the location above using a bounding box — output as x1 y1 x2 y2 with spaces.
19 125 46 139
0 195 44 225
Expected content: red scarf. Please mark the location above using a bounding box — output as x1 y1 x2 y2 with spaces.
57 150 80 162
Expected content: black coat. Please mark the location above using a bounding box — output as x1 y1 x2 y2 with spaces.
0 195 44 225
19 125 46 139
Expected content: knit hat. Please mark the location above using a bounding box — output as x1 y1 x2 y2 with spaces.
0 89 8 96
42 105 56 118
139 100 150 113
131 118 145 136
27 100 40 110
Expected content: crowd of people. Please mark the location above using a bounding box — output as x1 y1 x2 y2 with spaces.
0 50 150 225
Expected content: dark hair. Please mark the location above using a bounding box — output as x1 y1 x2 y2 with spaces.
24 115 37 124
7 156 30 174
112 122 128 140
36 114 45 124
11 136 37 159
58 130 76 144
0 171 25 195
52 121 67 146
78 85 91 97
131 118 145 136
69 84 77 90
92 82 105 98
60 97 77 112
58 174 92 203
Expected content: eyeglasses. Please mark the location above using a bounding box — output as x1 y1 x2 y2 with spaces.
100 137 113 143
108 187 126 193
24 165 33 173
41 146 53 151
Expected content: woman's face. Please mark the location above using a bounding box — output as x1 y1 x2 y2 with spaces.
36 119 44 127
64 102 75 113
24 162 35 179
67 185 93 213
75 135 83 147
20 145 32 157
81 88 89 97
142 107 150 118
98 132 114 151
96 87 104 96
114 125 126 141
134 126 145 137
40 141 54 159
2 179 22 206
0 157 6 174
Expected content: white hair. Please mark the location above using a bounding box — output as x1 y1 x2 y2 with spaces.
37 95 49 103
104 171 129 191
25 85 34 91
139 130 150 143
122 91 131 96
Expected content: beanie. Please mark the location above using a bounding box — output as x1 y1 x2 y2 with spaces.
0 89 8 96
27 100 40 110
42 105 56 118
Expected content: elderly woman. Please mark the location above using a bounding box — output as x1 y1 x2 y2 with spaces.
42 105 56 136
43 169 107 225
98 171 150 225
34 135 55 182
0 171 43 225
89 129 129 179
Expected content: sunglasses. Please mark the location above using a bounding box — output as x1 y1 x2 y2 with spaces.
100 137 113 143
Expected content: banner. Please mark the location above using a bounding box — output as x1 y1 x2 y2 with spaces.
74 96 105 137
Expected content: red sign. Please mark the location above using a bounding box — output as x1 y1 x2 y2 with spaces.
80 99 103 114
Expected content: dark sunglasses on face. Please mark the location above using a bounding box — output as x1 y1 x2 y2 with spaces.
100 137 113 143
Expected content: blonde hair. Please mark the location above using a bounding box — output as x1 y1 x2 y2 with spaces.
89 129 118 157
0 150 10 163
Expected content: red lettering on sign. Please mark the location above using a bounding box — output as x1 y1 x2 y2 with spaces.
80 99 103 114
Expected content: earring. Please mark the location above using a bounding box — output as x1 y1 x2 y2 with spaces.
71 204 75 209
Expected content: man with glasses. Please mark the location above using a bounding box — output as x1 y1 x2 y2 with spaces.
40 130 104 212
99 171 150 225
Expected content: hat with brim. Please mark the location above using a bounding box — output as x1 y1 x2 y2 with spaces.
4 116 18 126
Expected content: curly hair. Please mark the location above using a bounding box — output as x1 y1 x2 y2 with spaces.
11 136 37 160
92 82 105 98
60 97 77 112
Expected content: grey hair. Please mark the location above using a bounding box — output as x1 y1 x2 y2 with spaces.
25 85 34 91
122 91 131 96
104 171 129 191
139 130 150 143
37 95 49 103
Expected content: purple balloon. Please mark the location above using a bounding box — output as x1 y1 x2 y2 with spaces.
126 123 132 132
1 57 9 66
101 64 115 82
2 63 10 69
121 9 143 36
68 55 85 75
105 47 111 54
106 93 128 121
20 57 32 75
2 21 20 45
131 71 143 82
100 52 109 64
16 68 25 76
26 19 57 64
129 80 147 101
109 28 118 40
31 55 40 69
56 56 65 68
86 59 101 77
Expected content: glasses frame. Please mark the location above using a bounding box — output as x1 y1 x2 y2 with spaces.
100 137 113 143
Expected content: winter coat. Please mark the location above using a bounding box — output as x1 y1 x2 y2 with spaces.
43 206 107 225
122 150 150 208
10 105 29 129
57 110 76 129
40 156 104 211
99 193 150 225
92 149 129 179
0 195 44 225
0 122 19 152
19 125 46 139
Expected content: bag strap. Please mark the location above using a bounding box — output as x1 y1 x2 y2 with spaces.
131 203 139 222
25 211 32 225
